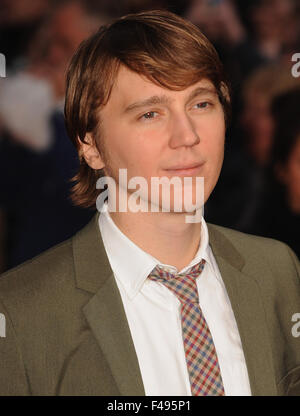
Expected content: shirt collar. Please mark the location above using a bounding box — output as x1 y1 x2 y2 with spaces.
99 203 212 300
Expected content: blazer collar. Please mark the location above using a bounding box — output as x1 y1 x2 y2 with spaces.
72 215 277 396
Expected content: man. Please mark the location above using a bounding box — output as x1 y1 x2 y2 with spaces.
0 10 299 396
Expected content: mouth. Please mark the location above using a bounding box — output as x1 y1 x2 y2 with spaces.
163 162 206 176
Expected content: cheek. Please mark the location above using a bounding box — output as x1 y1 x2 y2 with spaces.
119 138 159 177
200 124 224 190
102 127 140 169
204 118 225 162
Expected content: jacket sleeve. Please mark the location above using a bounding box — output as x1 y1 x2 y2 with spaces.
0 299 31 395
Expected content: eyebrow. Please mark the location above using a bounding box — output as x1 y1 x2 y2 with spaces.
123 86 218 114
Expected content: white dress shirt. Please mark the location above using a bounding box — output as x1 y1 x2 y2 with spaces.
99 204 252 396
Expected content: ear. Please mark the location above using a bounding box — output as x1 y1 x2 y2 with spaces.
80 134 105 170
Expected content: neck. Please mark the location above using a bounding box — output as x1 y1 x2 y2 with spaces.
110 209 202 271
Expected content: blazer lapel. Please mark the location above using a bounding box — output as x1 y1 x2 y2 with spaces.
208 224 278 396
72 214 145 396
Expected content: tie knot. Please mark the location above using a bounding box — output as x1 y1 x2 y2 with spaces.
148 259 206 304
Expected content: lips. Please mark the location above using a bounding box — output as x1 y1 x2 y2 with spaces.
164 161 206 176
166 162 205 171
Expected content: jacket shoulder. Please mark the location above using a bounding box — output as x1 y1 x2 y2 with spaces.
207 222 295 257
207 223 300 283
0 238 75 307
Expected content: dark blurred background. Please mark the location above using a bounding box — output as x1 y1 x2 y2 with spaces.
0 0 299 272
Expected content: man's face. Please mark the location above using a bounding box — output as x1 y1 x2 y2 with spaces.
91 65 225 213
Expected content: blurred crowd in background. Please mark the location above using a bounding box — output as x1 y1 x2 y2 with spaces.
0 0 299 273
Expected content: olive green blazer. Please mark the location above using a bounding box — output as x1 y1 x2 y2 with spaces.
0 214 299 396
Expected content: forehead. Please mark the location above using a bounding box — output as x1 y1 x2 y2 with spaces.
105 65 217 110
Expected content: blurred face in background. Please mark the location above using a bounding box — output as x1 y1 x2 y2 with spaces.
47 3 95 65
251 0 293 29
0 0 50 25
185 0 231 42
241 90 274 166
29 2 103 98
278 137 300 214
45 3 100 97
250 0 295 40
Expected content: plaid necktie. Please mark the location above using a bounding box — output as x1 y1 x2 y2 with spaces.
148 259 225 396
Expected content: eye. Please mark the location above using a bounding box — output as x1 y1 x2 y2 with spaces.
141 111 158 120
193 101 210 109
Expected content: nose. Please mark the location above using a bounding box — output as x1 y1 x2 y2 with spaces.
168 112 200 149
